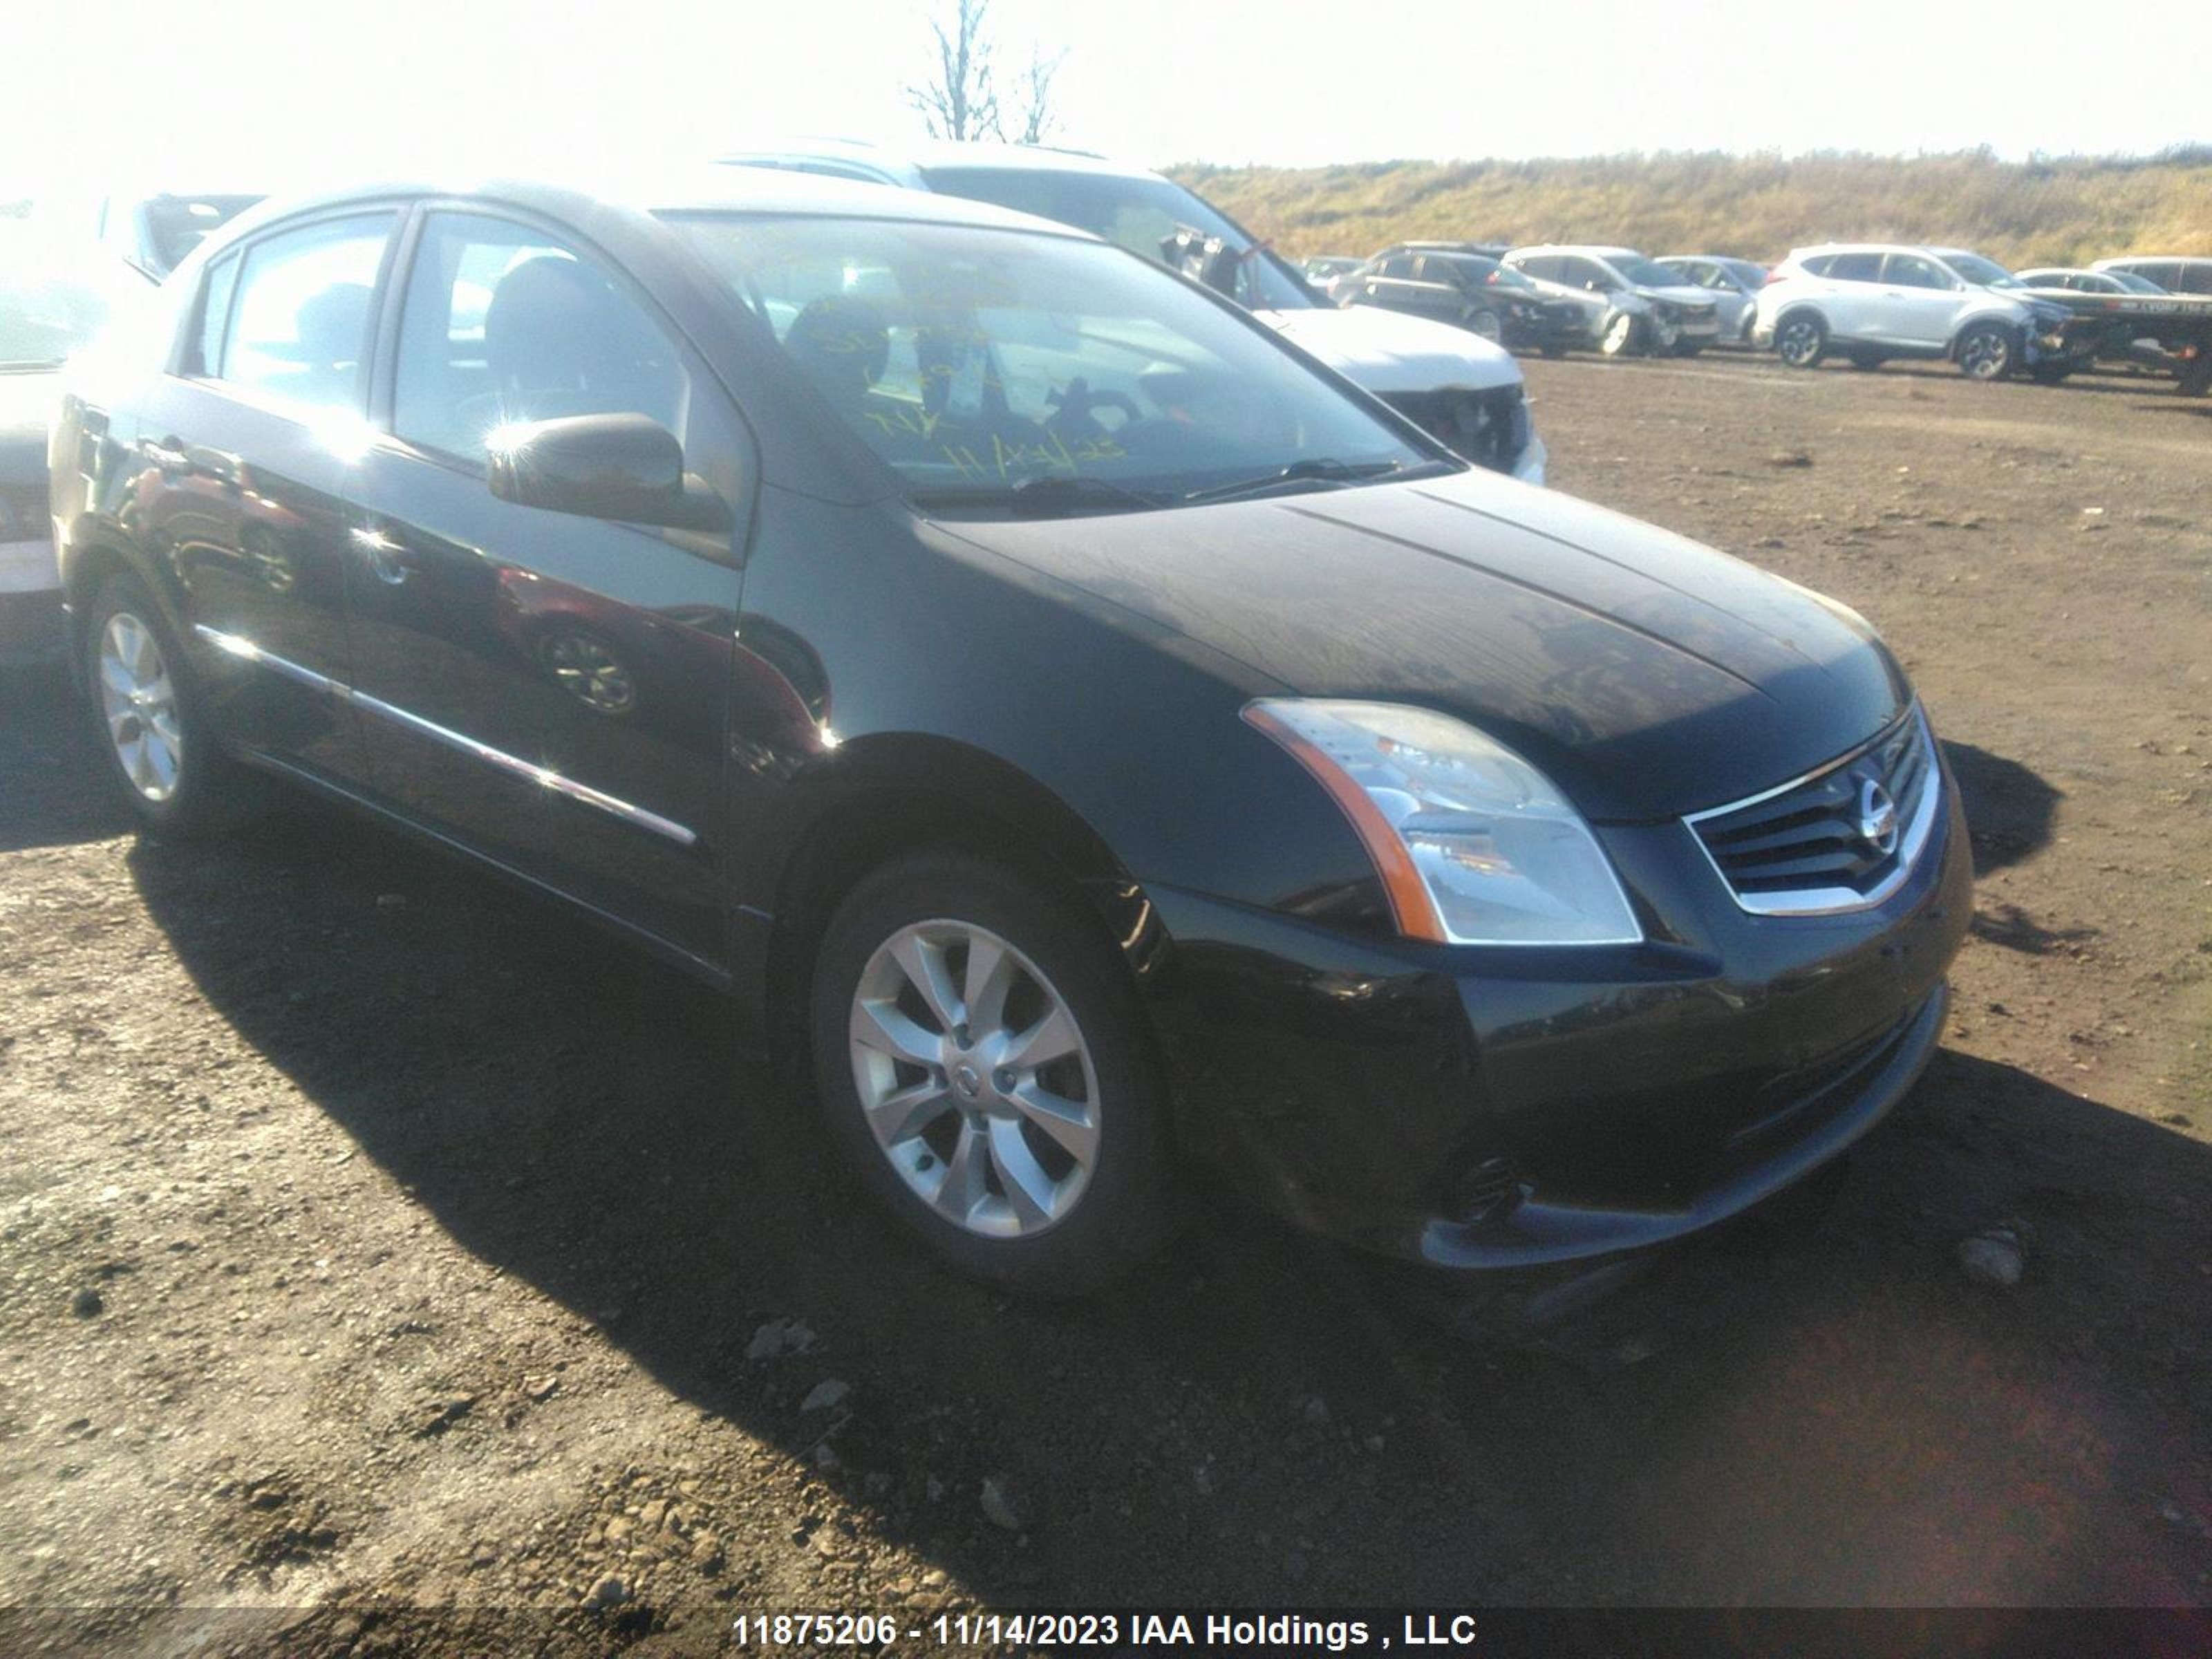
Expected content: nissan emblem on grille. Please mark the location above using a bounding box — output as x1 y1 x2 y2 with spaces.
1856 777 1900 856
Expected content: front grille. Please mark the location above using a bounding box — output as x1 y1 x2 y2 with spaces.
1686 708 1940 915
1379 384 1528 474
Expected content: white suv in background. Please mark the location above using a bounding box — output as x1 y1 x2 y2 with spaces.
1755 244 2079 381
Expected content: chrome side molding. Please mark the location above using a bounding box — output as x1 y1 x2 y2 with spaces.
193 625 699 850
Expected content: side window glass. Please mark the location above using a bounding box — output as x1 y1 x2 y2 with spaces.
1828 253 1883 283
1886 254 1948 290
1801 256 1833 278
194 252 241 377
216 213 393 413
393 212 690 466
1379 256 1414 279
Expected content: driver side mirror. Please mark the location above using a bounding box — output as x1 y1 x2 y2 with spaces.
487 412 730 534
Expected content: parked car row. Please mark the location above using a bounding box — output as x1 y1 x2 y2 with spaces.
1316 231 2212 391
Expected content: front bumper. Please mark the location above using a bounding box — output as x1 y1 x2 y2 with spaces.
0 538 64 667
1138 750 1972 1269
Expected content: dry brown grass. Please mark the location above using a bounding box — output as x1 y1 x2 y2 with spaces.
1168 149 2212 269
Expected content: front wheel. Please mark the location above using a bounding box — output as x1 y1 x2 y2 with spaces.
1465 308 1503 344
810 849 1174 1296
82 570 256 834
1956 322 2016 381
1599 311 1640 357
1775 312 1828 368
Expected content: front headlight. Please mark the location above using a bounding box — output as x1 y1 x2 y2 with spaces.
1244 700 1642 946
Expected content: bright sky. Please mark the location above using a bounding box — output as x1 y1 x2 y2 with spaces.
5 0 2206 193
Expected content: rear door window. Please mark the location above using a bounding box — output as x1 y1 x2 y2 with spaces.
1884 254 1951 290
1825 253 1884 283
213 212 395 414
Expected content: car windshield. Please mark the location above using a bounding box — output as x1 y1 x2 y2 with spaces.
2108 269 2167 294
1611 256 1684 288
1943 252 2021 290
0 228 150 370
915 166 1315 311
666 214 1438 514
1717 259 1768 288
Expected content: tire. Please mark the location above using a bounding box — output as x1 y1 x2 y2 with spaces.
80 570 258 835
1598 311 1640 357
1848 351 1885 371
1465 308 1503 344
1774 311 1828 368
1956 321 2016 381
809 848 1175 1297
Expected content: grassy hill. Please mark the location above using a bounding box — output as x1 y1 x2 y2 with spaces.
1168 149 2212 269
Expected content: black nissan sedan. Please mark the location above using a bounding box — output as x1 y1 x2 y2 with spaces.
48 172 1970 1295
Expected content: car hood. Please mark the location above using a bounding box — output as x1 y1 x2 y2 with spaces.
1640 284 1718 308
1250 305 1523 394
946 470 1909 821
0 371 59 486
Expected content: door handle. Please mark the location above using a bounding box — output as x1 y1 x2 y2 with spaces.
350 524 413 585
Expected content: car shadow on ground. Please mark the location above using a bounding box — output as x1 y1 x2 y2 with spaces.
0 664 135 853
99 751 2212 1615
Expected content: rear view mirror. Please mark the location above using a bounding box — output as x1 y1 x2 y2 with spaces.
487 412 729 534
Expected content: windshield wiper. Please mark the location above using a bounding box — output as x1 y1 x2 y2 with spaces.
911 474 1167 516
1181 457 1438 505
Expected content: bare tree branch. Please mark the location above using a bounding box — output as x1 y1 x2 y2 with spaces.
1011 46 1066 146
906 0 1002 142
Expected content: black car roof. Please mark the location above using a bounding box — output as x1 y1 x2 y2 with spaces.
200 167 1092 254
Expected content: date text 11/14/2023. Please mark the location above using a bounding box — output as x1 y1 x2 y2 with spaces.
728 1612 1481 1650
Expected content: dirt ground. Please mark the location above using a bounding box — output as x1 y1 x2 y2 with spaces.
1 350 2208 1656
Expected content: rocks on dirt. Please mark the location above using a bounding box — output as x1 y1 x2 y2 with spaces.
1767 449 1813 468
415 1394 477 1437
799 1378 850 1413
979 1474 1027 1533
747 1317 818 1360
69 1287 102 1318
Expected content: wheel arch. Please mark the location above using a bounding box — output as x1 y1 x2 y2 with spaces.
756 734 1163 1062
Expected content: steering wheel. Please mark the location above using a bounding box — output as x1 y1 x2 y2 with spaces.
1045 377 1143 442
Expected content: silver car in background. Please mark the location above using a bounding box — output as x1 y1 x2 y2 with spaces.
1653 255 1769 344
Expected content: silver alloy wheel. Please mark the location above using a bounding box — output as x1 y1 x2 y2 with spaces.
1468 309 1503 342
97 612 183 803
1777 317 1821 366
1959 328 2011 379
1601 312 1637 355
847 919 1100 1239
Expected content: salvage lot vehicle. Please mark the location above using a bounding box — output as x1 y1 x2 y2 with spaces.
1336 244 1585 353
2091 254 2212 295
1 223 155 666
2015 270 2212 395
720 142 1544 483
1501 245 1723 357
1755 244 2086 381
1652 255 1768 344
51 171 1970 1297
